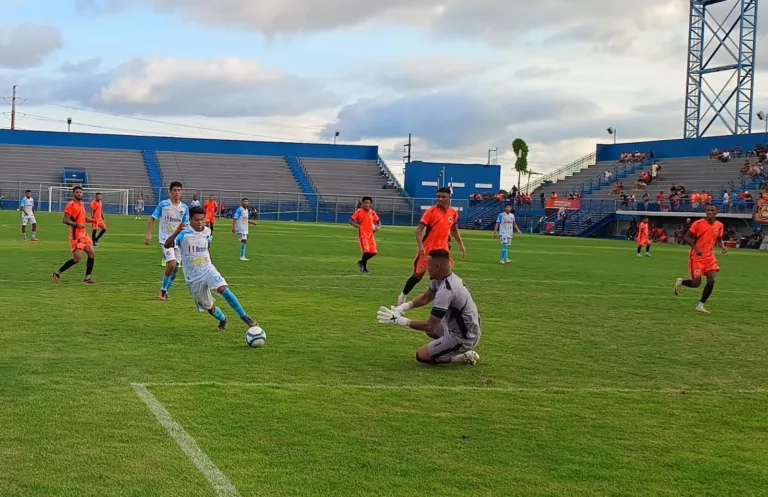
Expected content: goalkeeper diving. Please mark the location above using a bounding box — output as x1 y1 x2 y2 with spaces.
377 249 481 365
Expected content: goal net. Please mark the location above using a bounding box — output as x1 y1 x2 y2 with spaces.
47 187 130 215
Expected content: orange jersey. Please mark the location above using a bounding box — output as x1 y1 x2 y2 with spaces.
420 206 459 252
205 201 218 220
638 222 651 246
351 208 380 237
64 200 88 240
90 200 104 221
688 219 724 258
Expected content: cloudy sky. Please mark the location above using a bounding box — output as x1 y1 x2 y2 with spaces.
1 0 767 186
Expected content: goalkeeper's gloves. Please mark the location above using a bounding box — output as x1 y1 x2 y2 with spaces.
393 301 413 315
377 306 410 327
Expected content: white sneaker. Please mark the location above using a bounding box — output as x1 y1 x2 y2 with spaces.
637 253 643 258
462 350 480 365
674 278 683 296
500 259 506 264
645 253 652 257
239 257 249 261
504 259 513 264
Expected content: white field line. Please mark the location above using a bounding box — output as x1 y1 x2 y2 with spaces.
132 383 242 497
138 381 768 396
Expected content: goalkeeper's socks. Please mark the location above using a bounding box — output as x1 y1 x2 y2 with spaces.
222 289 247 319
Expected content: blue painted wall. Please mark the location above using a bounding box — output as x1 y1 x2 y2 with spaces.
404 161 500 204
0 130 378 160
596 132 768 162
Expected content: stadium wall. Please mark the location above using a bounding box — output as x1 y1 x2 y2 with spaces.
596 132 768 162
404 161 500 208
0 130 378 160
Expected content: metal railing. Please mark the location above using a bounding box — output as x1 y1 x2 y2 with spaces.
522 152 596 194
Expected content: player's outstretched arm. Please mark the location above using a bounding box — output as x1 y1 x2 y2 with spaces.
451 224 467 258
377 306 441 335
396 288 435 314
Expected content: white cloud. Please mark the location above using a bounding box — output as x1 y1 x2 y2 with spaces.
0 24 62 69
356 57 496 92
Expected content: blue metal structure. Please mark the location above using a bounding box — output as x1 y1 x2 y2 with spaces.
684 0 758 138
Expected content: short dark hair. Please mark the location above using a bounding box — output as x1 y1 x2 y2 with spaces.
95 192 102 196
189 205 205 217
242 198 248 202
437 187 451 195
361 196 373 203
73 186 83 192
428 249 451 261
25 189 31 193
169 181 183 190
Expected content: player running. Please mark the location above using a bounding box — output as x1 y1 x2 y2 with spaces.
493 204 521 264
165 206 259 332
204 194 218 238
674 205 727 313
232 198 258 261
145 182 189 301
19 190 38 242
637 216 651 258
350 196 381 275
90 192 108 247
135 195 144 220
398 187 466 305
377 249 480 365
52 186 96 284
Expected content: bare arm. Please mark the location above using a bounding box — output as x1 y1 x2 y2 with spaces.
145 217 155 245
407 314 442 335
62 213 77 227
415 223 426 256
493 222 500 237
717 235 728 254
514 221 522 234
349 218 361 230
164 223 186 249
451 224 467 258
683 230 701 255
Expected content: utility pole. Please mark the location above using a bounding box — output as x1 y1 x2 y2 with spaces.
403 133 412 164
487 147 498 165
10 85 17 130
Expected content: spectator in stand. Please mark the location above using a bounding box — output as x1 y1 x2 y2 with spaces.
743 191 754 210
709 148 720 160
721 150 731 163
651 162 662 180
722 190 730 212
604 169 614 182
540 192 545 209
642 192 650 210
550 192 559 199
627 220 638 241
702 191 712 207
610 181 624 195
735 145 743 158
691 191 701 209
629 194 637 210
619 193 629 210
523 193 532 208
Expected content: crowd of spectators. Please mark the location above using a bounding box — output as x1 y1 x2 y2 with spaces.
378 163 398 190
619 151 654 163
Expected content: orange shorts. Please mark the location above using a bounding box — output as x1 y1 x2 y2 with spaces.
689 255 719 279
91 220 106 230
206 217 216 225
70 235 93 253
637 235 650 247
359 235 377 255
413 252 453 277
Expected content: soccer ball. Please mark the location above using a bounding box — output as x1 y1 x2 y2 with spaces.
246 326 267 348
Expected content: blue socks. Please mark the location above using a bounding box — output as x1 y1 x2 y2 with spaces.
212 307 226 322
161 275 170 291
31 232 36 239
222 288 247 319
240 244 247 258
501 244 509 261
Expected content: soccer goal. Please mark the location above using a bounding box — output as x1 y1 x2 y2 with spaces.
47 186 130 215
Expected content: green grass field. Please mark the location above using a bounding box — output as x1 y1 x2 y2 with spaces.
1 211 766 496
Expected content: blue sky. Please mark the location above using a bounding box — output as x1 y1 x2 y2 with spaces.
1 0 767 185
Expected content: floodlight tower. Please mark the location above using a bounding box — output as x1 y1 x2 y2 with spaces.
684 0 758 138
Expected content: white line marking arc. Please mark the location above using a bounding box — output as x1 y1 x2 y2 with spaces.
132 383 241 497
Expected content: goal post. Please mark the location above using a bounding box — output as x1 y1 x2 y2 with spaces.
47 187 130 215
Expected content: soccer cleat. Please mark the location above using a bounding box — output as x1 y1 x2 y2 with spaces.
217 319 228 332
362 269 371 275
696 306 711 314
645 253 651 257
637 253 643 258
462 350 480 365
52 272 60 284
161 258 166 267
239 257 249 261
357 261 364 273
94 243 99 248
242 316 257 327
504 259 513 264
674 278 683 296
83 279 97 285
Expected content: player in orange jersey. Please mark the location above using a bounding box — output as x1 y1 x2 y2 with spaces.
636 216 651 258
350 196 381 275
204 194 218 238
90 192 108 247
674 205 727 313
397 187 466 304
52 185 97 284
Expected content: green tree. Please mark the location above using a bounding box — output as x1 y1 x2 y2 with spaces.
512 138 529 190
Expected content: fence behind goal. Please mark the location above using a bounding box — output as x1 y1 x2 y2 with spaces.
47 187 130 215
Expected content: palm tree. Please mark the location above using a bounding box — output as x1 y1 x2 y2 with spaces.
512 138 529 190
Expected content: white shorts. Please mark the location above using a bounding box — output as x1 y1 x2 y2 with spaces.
499 234 513 245
162 246 181 263
237 233 248 241
188 271 228 312
21 215 37 226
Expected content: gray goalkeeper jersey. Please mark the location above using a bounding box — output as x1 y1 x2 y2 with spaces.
428 272 481 341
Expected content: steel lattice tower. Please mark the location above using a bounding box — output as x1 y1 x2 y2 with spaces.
684 0 758 138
